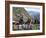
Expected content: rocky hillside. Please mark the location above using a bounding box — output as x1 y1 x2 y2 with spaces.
13 7 31 22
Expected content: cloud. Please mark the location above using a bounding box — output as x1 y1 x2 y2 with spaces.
24 8 40 12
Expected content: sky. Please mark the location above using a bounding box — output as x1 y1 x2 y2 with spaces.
24 8 40 13
24 7 40 16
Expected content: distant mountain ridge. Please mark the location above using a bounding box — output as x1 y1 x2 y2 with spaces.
26 11 40 16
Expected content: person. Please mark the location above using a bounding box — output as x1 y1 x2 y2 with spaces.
25 19 32 30
29 19 32 30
